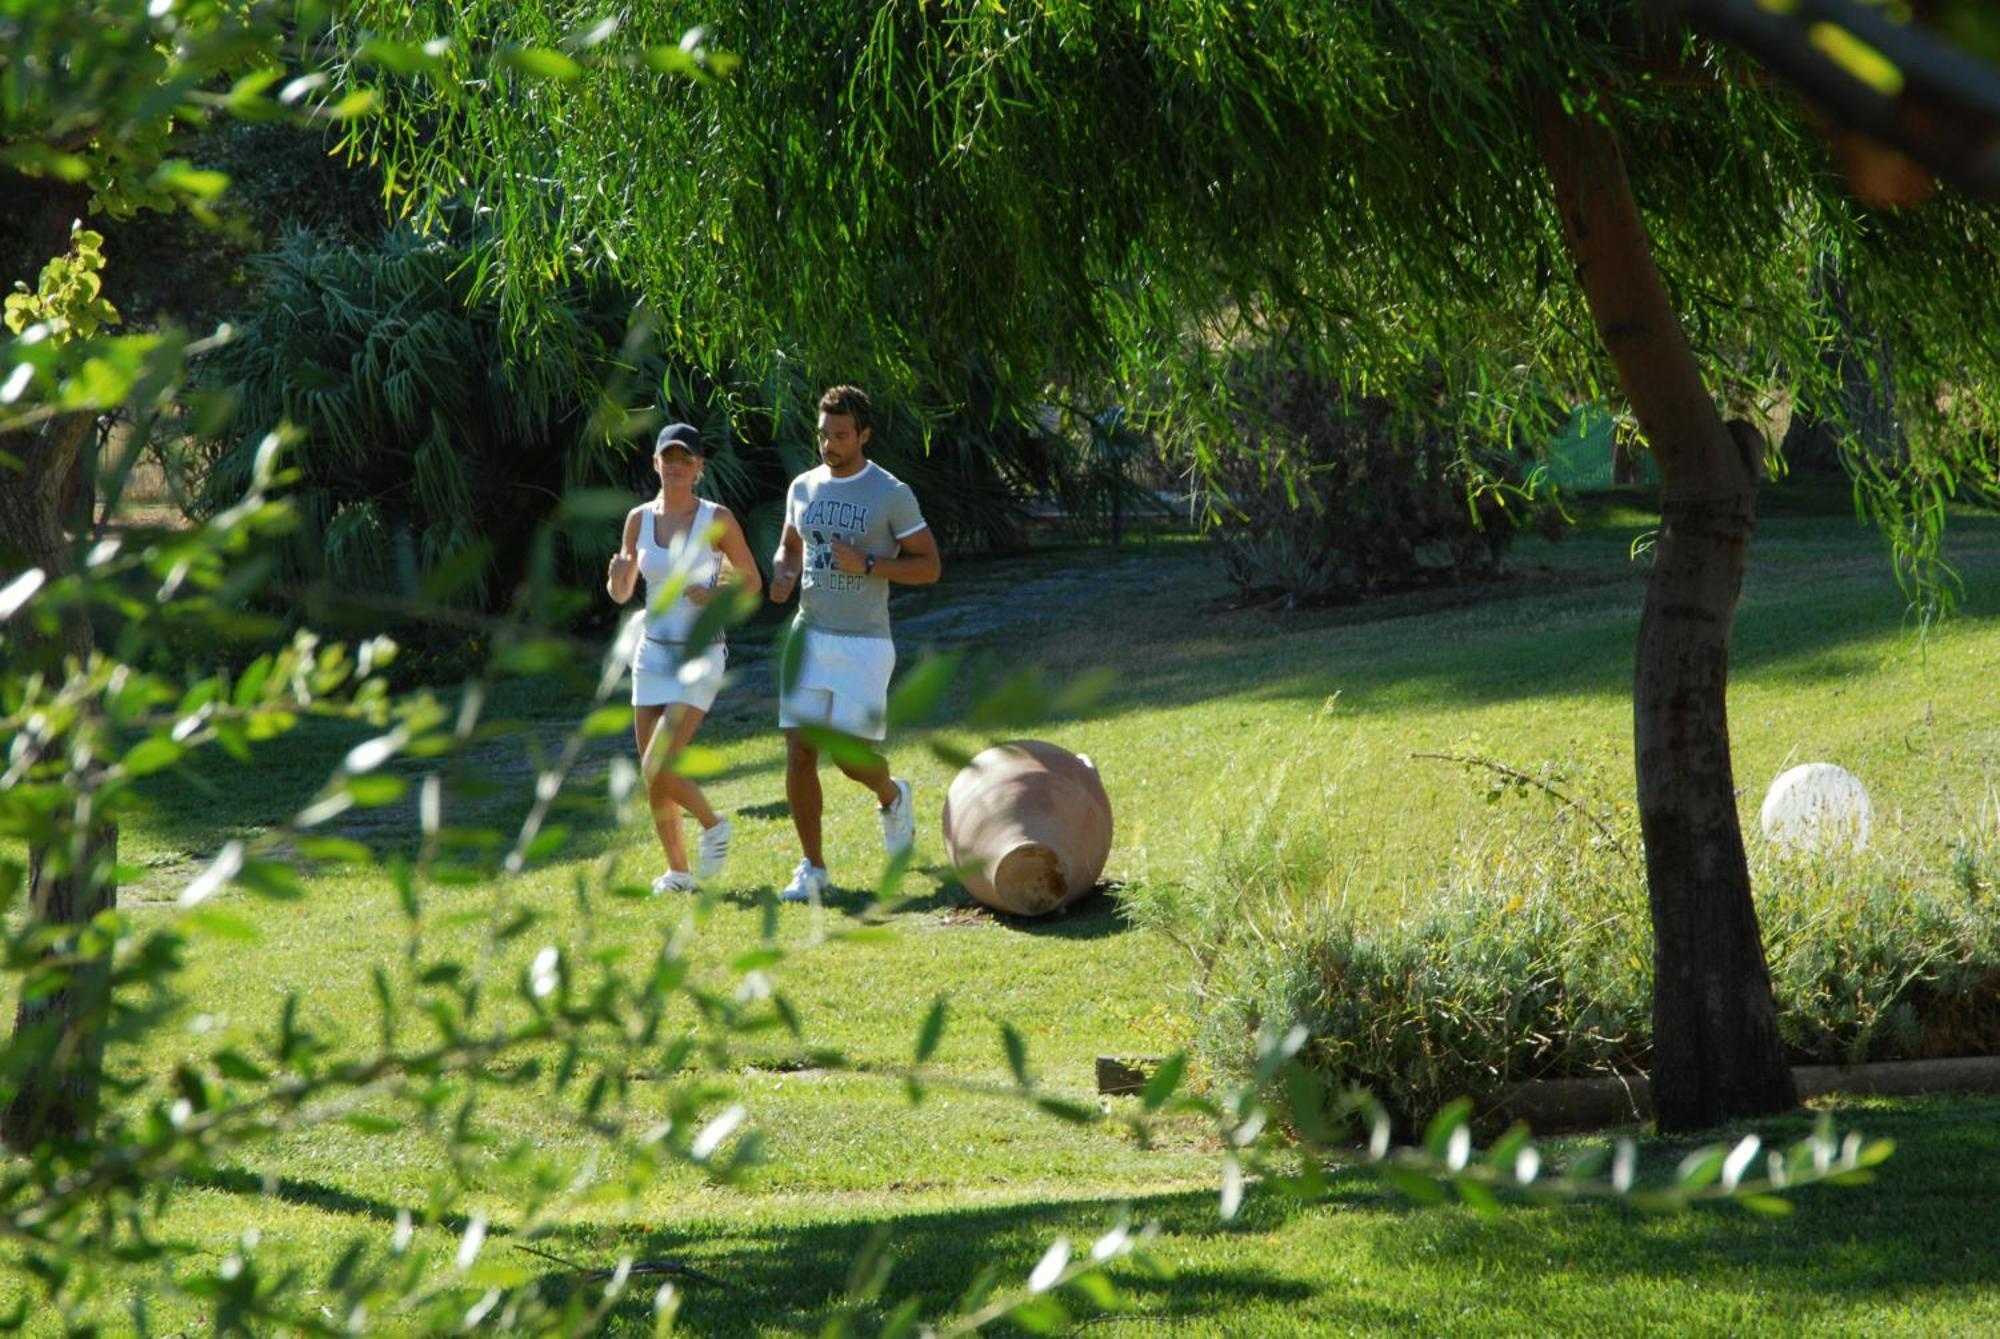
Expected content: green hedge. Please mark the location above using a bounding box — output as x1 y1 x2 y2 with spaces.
1148 755 2000 1129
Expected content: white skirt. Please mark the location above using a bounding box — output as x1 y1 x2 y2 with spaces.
631 636 727 713
778 628 895 742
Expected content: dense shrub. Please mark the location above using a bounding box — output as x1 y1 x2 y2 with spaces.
1148 748 2000 1129
191 228 632 619
1207 368 1569 606
193 233 1074 646
1038 404 1182 544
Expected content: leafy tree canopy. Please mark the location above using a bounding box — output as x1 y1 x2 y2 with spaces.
353 1 1998 487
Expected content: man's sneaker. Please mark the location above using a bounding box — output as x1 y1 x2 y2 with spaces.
696 816 733 880
651 869 699 895
880 778 915 857
779 859 829 904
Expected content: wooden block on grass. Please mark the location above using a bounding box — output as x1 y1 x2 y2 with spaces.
1096 1056 1160 1096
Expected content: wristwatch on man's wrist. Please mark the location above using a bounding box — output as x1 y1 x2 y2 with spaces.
863 553 877 576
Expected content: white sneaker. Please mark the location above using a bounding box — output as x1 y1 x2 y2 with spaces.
651 869 699 895
881 778 915 857
779 859 829 904
696 817 733 880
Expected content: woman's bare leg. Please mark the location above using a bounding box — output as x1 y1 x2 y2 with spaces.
641 702 719 836
634 705 692 872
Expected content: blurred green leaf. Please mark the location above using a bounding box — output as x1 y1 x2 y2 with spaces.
1455 1176 1502 1217
420 540 495 603
732 947 783 973
1005 1294 1071 1334
1001 1022 1030 1087
183 908 258 942
495 639 572 675
341 1113 403 1135
500 47 584 81
296 836 373 865
558 488 636 523
324 88 381 119
1035 1096 1099 1124
120 736 181 778
1676 1146 1727 1192
358 37 447 75
1381 1164 1447 1206
583 705 633 739
152 161 229 201
886 652 961 727
1739 1193 1794 1217
211 1049 268 1083
669 744 726 779
1049 668 1117 717
345 775 407 807
1141 1053 1186 1112
523 825 572 862
1421 1097 1474 1162
914 996 947 1063
236 859 304 901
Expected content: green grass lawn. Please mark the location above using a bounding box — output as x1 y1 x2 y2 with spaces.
20 483 2000 1334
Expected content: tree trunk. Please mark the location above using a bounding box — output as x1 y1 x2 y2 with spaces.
0 179 119 1150
1611 434 1643 485
1 829 118 1148
0 412 121 1150
1536 99 1797 1132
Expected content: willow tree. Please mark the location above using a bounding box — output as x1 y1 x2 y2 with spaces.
353 1 2000 1130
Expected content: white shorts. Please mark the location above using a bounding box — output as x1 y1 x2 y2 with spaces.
778 628 895 742
631 637 727 713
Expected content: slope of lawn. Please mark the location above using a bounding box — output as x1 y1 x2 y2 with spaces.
18 481 2000 1334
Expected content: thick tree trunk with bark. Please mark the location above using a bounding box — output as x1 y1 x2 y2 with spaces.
0 412 120 1150
1536 99 1798 1131
0 179 119 1149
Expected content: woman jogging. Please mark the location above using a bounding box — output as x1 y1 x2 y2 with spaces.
606 422 762 893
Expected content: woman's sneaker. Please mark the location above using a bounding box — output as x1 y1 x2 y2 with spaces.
880 778 915 857
779 859 829 903
696 817 733 880
651 869 699 895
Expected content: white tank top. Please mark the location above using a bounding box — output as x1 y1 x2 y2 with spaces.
635 498 724 644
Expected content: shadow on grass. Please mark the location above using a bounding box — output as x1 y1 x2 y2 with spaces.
709 870 968 918
128 723 786 877
510 1096 2000 1334
743 874 1134 935
1017 504 2000 729
523 1185 1332 1335
179 1166 482 1235
917 883 1132 940
1385 1095 2000 1308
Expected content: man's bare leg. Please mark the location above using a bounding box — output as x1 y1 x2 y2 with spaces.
834 746 899 808
784 728 825 869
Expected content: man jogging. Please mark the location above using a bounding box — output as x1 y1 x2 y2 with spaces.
767 385 941 903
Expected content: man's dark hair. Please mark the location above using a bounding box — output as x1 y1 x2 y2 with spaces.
817 384 874 435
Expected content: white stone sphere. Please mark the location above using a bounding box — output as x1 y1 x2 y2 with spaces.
1759 763 1873 854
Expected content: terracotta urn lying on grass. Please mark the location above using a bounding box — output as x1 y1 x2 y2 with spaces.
942 740 1113 917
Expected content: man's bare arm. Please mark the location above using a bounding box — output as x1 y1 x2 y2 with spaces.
768 524 804 602
829 526 940 585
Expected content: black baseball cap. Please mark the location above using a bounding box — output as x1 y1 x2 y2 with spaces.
654 422 706 457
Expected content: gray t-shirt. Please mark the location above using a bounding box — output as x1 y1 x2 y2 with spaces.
787 461 928 638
